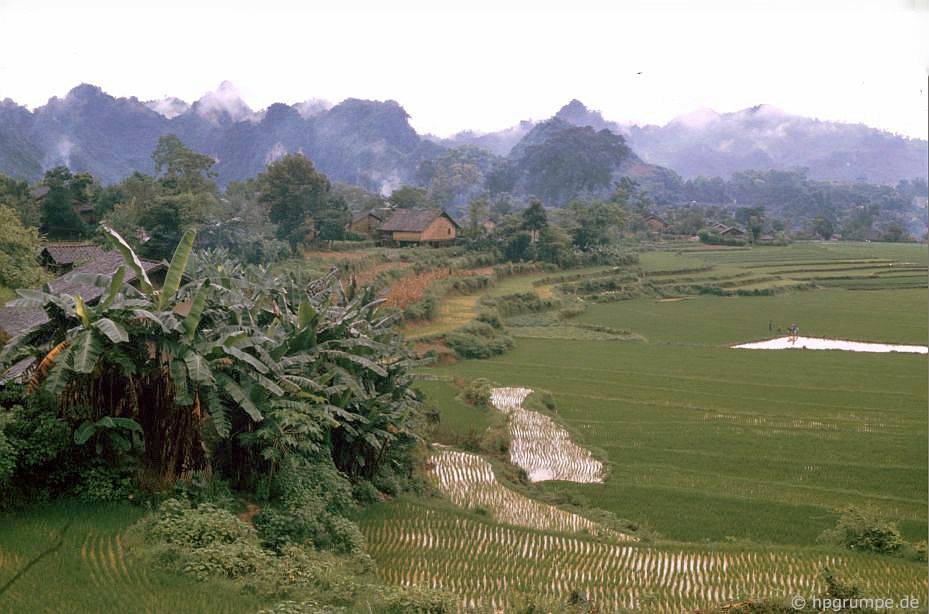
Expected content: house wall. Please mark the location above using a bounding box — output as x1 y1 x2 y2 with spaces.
421 217 457 242
350 216 379 235
391 231 425 242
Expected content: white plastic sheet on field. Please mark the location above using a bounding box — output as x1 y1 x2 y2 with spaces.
732 336 928 354
489 387 604 483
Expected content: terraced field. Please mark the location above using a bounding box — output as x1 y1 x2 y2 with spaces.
367 242 929 609
490 387 605 483
362 501 927 613
428 447 619 537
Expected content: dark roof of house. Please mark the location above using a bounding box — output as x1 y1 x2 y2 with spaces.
0 252 164 337
0 306 49 338
49 251 164 300
379 209 459 232
30 186 50 200
644 214 667 224
0 356 36 385
41 242 106 266
351 209 389 224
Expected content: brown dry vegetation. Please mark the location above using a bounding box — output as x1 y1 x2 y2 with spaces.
350 261 412 287
383 268 452 309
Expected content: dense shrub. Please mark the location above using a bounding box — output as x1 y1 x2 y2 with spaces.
402 294 439 321
698 229 747 246
0 414 14 490
818 507 905 555
0 387 94 506
444 320 514 359
150 498 258 548
463 378 494 408
74 464 136 502
481 292 559 317
254 457 364 554
373 584 454 613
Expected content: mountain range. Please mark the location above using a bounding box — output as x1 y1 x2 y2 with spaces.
0 83 925 200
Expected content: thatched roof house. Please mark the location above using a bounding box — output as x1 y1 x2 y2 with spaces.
379 209 459 245
39 242 106 274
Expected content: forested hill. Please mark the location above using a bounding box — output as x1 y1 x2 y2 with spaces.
450 100 929 185
1 84 926 205
0 83 444 193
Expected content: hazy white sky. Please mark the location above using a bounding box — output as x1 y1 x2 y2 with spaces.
0 0 926 138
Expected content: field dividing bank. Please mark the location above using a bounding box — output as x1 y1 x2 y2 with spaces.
403 265 612 339
359 500 927 613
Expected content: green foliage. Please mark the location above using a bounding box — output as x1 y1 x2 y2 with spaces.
74 463 135 502
0 204 50 289
152 134 218 194
698 228 748 246
372 584 454 613
489 120 636 205
0 173 39 227
39 166 93 239
481 292 558 317
0 413 15 490
3 225 425 487
819 506 905 555
387 185 431 209
254 457 364 554
150 498 258 548
463 377 493 408
444 318 514 359
259 153 346 249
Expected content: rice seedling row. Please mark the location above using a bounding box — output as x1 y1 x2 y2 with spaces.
361 503 927 613
490 387 605 483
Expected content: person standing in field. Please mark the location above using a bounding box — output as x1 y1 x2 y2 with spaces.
789 323 799 343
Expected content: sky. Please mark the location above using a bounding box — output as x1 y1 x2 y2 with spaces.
0 0 927 139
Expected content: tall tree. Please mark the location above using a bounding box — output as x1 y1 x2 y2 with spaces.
0 174 39 228
466 197 489 236
152 134 218 195
258 154 333 249
0 205 49 291
387 185 431 209
521 199 548 243
39 166 92 240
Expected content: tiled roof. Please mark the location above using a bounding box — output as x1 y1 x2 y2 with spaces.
41 242 106 266
380 209 459 232
0 251 164 337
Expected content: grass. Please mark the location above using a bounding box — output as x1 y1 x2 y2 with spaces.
0 285 15 304
417 379 503 446
0 501 267 613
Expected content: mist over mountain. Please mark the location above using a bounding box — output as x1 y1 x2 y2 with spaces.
0 84 925 206
457 100 928 185
0 83 442 194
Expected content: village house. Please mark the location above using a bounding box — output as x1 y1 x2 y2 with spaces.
38 241 107 275
348 208 391 238
643 213 668 234
0 251 166 343
710 222 745 237
378 209 460 246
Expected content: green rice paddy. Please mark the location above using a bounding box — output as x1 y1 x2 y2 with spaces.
372 241 929 609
